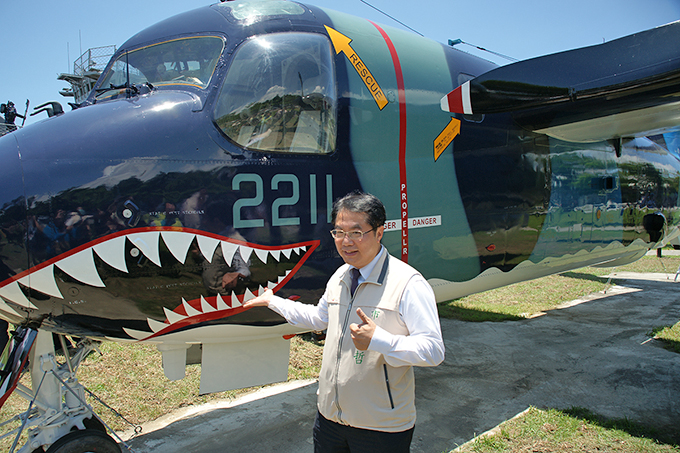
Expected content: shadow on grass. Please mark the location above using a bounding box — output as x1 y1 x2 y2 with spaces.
437 304 524 322
437 271 612 322
562 406 680 447
558 271 610 284
649 326 680 354
657 336 680 354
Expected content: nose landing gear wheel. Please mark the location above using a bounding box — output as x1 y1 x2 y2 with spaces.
44 429 121 453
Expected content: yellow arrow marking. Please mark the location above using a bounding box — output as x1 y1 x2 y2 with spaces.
434 118 461 161
325 26 388 110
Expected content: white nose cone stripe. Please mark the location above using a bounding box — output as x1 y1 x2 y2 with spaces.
440 81 473 115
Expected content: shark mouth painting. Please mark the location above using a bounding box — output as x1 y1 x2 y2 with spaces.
0 227 320 340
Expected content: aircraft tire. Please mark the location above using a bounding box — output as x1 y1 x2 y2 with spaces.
44 429 121 453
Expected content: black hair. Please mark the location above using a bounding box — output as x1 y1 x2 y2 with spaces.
331 191 386 229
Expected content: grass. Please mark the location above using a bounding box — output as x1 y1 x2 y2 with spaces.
436 271 609 321
2 254 680 451
650 324 680 353
0 334 324 451
441 254 680 452
454 406 679 452
438 254 680 322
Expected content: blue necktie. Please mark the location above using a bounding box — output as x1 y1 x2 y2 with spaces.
350 268 360 296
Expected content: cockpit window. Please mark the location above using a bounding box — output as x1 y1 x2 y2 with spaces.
214 33 336 154
219 0 306 22
96 36 224 99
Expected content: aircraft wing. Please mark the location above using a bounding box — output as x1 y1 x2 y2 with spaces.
441 20 680 143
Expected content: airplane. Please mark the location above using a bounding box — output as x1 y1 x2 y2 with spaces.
0 0 679 451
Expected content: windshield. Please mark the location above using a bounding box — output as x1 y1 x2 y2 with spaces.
214 33 336 154
97 36 224 99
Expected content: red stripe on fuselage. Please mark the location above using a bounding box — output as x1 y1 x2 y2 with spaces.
370 21 409 263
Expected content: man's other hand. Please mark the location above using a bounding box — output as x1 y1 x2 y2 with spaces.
349 308 375 351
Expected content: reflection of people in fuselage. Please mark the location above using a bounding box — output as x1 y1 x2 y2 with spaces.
199 200 251 295
180 189 208 229
30 210 77 258
148 202 182 227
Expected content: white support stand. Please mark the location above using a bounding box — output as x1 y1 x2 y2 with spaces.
7 330 121 453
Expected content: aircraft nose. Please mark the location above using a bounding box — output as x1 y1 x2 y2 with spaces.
0 133 27 296
0 134 26 214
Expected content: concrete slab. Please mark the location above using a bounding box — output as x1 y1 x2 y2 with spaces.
119 273 680 452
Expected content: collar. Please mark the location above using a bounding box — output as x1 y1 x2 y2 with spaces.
351 245 385 282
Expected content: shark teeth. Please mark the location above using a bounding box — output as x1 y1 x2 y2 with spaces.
0 228 314 317
123 288 260 341
125 269 280 341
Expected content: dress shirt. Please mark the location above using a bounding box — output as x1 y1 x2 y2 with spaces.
268 246 445 367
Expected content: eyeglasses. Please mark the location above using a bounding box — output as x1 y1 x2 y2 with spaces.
330 227 375 241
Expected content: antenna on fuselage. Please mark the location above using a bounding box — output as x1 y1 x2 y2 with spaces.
448 39 519 62
359 0 424 37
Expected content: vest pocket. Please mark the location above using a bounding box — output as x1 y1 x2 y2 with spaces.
383 364 395 410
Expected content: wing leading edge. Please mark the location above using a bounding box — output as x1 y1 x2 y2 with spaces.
441 21 680 142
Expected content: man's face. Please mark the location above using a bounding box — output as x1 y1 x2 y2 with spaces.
333 209 384 269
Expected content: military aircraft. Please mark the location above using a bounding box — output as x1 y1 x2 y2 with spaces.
0 0 679 451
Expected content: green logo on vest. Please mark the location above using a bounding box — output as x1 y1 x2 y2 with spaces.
371 309 380 319
354 350 365 365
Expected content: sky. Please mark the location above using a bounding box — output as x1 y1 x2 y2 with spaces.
2 0 680 128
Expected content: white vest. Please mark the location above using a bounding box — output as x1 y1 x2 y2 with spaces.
317 251 419 432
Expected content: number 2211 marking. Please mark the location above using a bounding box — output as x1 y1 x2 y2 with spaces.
232 173 333 228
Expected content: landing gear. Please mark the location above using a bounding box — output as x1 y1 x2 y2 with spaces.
2 329 129 453
43 429 121 453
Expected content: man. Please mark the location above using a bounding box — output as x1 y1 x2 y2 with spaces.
243 191 444 452
2 101 24 125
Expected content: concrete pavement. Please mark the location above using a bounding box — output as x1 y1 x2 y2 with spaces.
119 272 680 452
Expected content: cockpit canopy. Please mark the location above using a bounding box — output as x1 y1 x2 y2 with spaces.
213 32 336 154
96 36 225 99
94 1 337 156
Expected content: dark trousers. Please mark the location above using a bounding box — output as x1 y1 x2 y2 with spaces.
313 411 414 453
